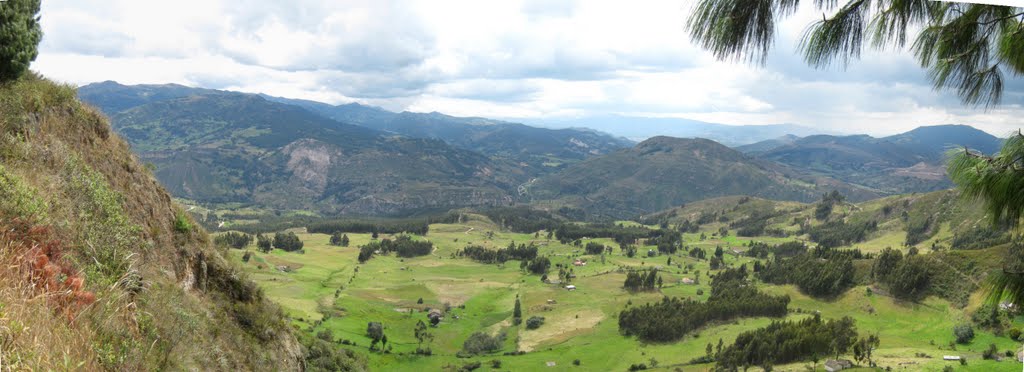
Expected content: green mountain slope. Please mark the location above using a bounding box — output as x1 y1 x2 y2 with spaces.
531 136 880 219
0 75 328 370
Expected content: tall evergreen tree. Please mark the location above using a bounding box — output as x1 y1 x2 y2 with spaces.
0 0 42 82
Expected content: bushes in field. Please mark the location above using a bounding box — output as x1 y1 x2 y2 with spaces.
618 268 789 342
716 314 861 370
214 232 252 249
525 316 545 330
460 242 538 264
458 331 505 357
329 232 349 247
272 231 304 252
954 324 975 344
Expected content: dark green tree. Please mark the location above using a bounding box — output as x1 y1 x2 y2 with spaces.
256 233 272 253
0 0 42 82
367 322 385 350
513 295 522 324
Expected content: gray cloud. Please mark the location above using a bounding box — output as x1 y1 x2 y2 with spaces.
32 0 1024 136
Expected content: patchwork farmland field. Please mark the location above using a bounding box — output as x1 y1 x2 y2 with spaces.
227 207 1024 371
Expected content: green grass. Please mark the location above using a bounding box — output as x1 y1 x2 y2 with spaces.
230 218 1024 371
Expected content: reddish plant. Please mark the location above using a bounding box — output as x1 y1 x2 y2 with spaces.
2 217 96 321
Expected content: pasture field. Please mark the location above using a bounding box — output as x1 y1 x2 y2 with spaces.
227 215 1024 371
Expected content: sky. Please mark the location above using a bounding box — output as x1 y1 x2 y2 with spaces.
33 0 1024 136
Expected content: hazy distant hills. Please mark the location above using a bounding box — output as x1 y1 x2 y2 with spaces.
262 95 634 172
93 90 528 216
737 125 1002 194
526 115 831 145
530 136 880 219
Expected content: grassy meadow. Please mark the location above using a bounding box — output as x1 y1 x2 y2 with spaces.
226 211 1024 371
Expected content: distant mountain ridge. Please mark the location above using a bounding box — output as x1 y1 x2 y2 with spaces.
260 95 634 172
525 115 832 146
747 125 1002 194
82 81 632 175
530 136 880 219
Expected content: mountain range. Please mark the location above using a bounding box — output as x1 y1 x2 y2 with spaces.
78 81 1004 219
738 125 1002 194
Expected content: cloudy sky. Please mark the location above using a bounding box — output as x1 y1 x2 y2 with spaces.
34 0 1024 136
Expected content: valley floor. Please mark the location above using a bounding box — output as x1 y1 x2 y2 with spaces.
228 218 1024 371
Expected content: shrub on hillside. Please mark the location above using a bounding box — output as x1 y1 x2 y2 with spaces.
954 324 975 344
525 316 545 330
458 331 505 356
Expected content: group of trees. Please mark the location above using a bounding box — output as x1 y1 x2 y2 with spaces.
806 220 878 249
523 256 551 275
256 233 272 252
714 315 863 371
460 242 539 264
357 235 433 263
872 248 932 301
458 331 505 357
730 208 787 237
213 231 252 249
584 242 609 255
815 191 846 221
329 232 350 247
759 253 856 298
618 268 789 342
272 231 304 252
307 218 436 236
623 268 662 292
950 225 1011 250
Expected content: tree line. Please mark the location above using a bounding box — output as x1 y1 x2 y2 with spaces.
459 242 539 264
357 235 433 263
213 231 252 249
714 314 866 371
